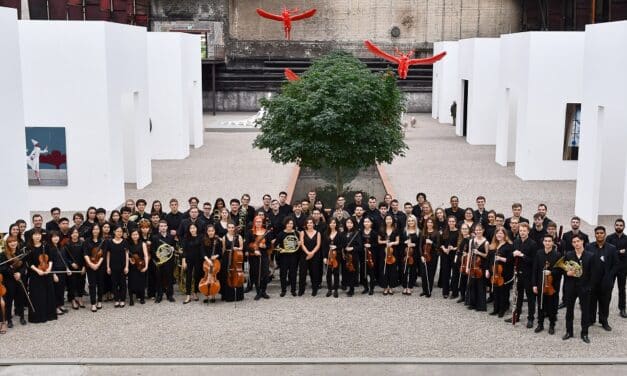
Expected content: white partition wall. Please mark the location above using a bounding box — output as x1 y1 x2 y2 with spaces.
0 7 29 229
181 33 203 149
432 41 459 124
19 21 126 211
496 32 584 180
576 21 627 224
456 38 500 145
105 23 151 189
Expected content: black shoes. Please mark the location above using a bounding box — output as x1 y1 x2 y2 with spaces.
291 291 297 297
167 296 175 302
140 298 145 304
562 332 573 340
620 309 627 318
526 320 534 329
362 288 369 294
489 311 498 316
261 292 270 299
244 286 253 293
456 297 465 303
548 326 555 335
280 291 286 297
7 320 13 329
129 297 134 306
312 290 318 297
534 325 544 333
254 294 261 301
581 334 590 344
368 290 374 296
601 323 612 331
333 290 339 298
326 290 333 297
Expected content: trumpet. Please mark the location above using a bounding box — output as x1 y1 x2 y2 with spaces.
554 257 583 278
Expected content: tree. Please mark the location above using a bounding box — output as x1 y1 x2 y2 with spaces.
253 51 407 194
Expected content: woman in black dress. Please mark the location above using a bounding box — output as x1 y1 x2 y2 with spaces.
27 229 57 323
341 217 361 297
83 224 105 312
182 223 203 304
322 218 342 298
275 218 300 297
48 231 71 315
466 224 489 311
105 226 129 308
246 216 271 301
419 218 440 298
127 229 148 306
201 224 222 303
101 221 113 301
400 215 420 295
455 223 472 303
360 217 377 295
214 208 230 238
65 228 86 310
0 236 28 330
486 227 513 317
219 223 244 302
378 214 400 295
299 217 321 296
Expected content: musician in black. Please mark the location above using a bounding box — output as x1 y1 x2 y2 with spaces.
607 219 627 318
487 228 513 318
445 196 465 223
24 214 46 245
246 216 271 300
323 218 343 298
65 227 86 310
504 203 529 231
507 223 537 327
181 223 203 304
83 224 105 312
298 217 322 296
275 218 300 297
562 234 595 343
165 198 184 238
400 215 420 296
360 217 378 295
560 216 590 254
177 207 206 240
151 220 176 303
342 218 361 296
440 217 459 298
0 236 28 328
454 223 472 303
201 224 223 303
587 226 618 331
532 234 560 334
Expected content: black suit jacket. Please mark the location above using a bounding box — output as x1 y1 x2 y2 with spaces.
586 242 619 289
561 231 590 254
563 250 596 292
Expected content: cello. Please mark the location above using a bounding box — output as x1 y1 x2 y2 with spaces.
199 239 221 297
226 234 245 289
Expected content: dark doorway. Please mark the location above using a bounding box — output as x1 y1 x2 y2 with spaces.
462 79 469 137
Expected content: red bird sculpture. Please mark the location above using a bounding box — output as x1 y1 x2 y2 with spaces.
284 68 300 81
364 40 446 79
256 6 317 40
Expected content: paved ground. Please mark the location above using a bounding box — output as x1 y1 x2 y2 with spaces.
9 113 624 364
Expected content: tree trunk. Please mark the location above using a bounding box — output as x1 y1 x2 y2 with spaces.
335 166 344 196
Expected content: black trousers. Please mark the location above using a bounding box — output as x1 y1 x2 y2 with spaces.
420 259 436 295
359 249 377 291
564 285 590 335
400 261 418 288
590 283 612 325
279 252 298 293
110 269 127 302
327 265 346 291
184 260 203 295
616 269 626 311
493 284 511 315
451 260 463 297
147 261 158 298
440 252 454 296
86 267 105 305
3 278 26 321
298 251 320 293
537 292 558 325
66 273 85 301
458 273 468 301
514 273 536 321
157 260 174 299
467 277 486 311
249 253 269 292
53 274 66 307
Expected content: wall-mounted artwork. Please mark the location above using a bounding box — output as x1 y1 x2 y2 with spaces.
25 126 68 186
563 103 581 161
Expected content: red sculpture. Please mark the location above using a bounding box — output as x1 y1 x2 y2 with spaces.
284 68 300 81
39 150 67 170
256 6 317 40
364 40 446 79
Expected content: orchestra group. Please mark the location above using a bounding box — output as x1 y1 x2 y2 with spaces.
1 191 626 344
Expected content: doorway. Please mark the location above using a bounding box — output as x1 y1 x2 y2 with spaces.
462 79 469 137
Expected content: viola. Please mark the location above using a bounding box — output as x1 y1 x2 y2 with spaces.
227 236 245 288
131 253 146 270
385 246 396 265
345 252 356 272
542 261 556 296
199 259 221 297
37 253 49 272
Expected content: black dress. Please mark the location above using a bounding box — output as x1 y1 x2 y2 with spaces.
378 230 399 289
360 229 378 292
420 231 440 296
105 239 129 302
128 241 146 298
341 230 361 292
182 235 203 295
49 244 70 308
83 238 105 305
219 235 244 302
27 245 57 323
400 231 420 289
298 230 321 295
65 240 86 302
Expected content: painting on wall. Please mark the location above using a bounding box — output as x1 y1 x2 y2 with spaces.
25 126 68 186
563 103 581 161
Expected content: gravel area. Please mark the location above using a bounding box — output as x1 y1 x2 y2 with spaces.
6 113 624 360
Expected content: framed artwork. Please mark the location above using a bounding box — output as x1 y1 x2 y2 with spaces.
25 126 68 186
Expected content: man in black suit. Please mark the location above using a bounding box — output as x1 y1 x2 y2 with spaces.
587 226 618 331
562 234 596 343
561 216 590 254
607 218 627 318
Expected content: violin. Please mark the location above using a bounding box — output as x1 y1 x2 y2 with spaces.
490 250 504 287
469 240 483 279
90 246 103 264
345 252 355 272
199 259 221 297
365 239 375 270
327 247 339 269
131 253 146 270
37 252 49 272
422 240 432 263
227 236 245 288
460 251 469 275
405 240 415 266
385 246 396 265
542 261 556 296
0 274 6 297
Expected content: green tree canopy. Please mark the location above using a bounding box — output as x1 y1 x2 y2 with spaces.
253 51 407 193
